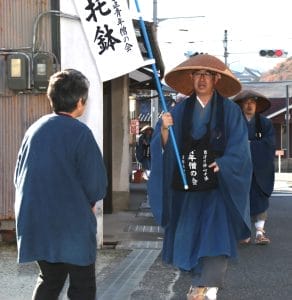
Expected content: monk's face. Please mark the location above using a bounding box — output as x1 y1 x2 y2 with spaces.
241 98 257 118
190 69 219 99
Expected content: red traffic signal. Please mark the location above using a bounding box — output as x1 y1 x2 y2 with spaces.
259 49 287 58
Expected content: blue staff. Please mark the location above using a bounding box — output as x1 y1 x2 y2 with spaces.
134 0 188 190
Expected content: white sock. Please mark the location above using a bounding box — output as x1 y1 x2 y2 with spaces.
205 287 218 300
255 220 265 235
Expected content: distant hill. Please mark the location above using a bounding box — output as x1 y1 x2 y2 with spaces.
260 57 292 81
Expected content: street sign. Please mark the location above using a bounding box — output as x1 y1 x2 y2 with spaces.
275 149 284 156
130 119 139 134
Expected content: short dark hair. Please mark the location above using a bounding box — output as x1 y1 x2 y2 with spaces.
47 69 89 113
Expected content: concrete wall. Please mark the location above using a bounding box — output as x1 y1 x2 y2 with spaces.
111 77 130 211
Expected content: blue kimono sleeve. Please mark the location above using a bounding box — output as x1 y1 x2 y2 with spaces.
215 101 252 237
147 103 185 227
147 124 164 224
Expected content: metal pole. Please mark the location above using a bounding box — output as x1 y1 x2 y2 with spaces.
151 2 204 128
286 85 290 159
223 30 228 65
134 0 189 189
153 0 158 26
151 0 159 128
151 90 158 128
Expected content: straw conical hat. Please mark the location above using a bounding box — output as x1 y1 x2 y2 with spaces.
140 125 154 133
233 90 271 113
164 54 242 97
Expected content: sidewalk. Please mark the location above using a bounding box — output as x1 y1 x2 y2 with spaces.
274 172 292 189
97 181 166 299
103 182 162 249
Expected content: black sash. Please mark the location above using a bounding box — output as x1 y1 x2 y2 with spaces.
172 92 225 191
142 143 151 158
255 113 262 139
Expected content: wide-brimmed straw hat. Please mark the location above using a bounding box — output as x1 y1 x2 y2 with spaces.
140 125 154 133
164 54 242 97
233 89 271 113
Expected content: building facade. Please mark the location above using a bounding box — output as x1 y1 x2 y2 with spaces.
0 0 164 244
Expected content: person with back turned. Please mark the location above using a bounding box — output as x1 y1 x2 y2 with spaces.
148 54 252 300
14 69 108 300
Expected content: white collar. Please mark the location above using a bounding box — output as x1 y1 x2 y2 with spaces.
196 96 206 108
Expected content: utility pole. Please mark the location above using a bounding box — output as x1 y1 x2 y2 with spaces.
223 29 228 65
151 0 159 128
151 1 205 127
153 0 158 26
286 85 290 160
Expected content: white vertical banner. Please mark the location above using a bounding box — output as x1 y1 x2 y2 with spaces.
74 0 151 82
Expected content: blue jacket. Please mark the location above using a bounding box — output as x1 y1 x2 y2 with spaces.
14 114 107 266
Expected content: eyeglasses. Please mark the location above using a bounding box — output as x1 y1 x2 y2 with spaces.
192 71 215 79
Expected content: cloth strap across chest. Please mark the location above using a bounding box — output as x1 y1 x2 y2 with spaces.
172 92 226 191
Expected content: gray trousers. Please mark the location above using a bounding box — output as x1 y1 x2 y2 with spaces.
191 256 228 288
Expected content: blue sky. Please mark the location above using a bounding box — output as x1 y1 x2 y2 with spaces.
129 0 292 74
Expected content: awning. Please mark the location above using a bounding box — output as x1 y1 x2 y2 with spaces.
129 20 165 91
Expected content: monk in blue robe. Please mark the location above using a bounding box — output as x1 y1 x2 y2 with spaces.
148 54 252 300
234 90 275 245
136 125 154 180
14 69 107 300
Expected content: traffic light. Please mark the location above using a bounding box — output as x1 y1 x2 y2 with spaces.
259 49 287 58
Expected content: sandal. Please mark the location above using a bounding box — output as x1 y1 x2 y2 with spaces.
255 228 270 245
186 286 218 300
239 237 251 245
187 286 207 300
